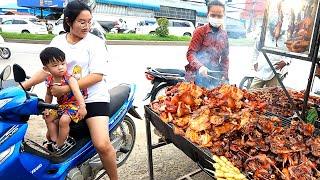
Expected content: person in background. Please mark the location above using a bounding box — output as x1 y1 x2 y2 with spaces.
22 1 118 179
185 0 229 89
250 32 291 89
116 18 127 33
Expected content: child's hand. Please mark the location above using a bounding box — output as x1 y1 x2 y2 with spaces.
42 109 50 119
77 105 87 120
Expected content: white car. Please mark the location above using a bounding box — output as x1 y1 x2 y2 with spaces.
52 18 106 36
51 19 107 44
136 19 195 36
0 18 48 34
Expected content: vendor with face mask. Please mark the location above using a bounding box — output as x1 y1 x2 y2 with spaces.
185 0 229 89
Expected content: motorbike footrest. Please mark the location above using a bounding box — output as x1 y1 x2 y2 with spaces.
53 136 76 156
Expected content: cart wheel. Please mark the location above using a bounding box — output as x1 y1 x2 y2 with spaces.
239 76 254 89
150 83 171 102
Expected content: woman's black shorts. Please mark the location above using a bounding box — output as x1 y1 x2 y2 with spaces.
70 102 109 138
84 102 110 119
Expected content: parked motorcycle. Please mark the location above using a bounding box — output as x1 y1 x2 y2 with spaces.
0 34 11 59
239 69 288 89
0 64 141 179
143 67 186 102
143 67 225 102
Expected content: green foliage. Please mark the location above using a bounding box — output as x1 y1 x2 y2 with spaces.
0 32 254 46
155 18 169 37
0 32 54 40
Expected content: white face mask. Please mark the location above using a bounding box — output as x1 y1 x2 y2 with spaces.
208 17 224 28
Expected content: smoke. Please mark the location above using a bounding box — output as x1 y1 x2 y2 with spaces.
194 49 224 89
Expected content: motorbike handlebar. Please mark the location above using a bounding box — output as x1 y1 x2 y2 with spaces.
38 100 59 111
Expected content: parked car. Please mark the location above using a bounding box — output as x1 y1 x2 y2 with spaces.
97 20 117 32
51 18 107 44
0 18 48 34
137 19 157 27
0 15 39 24
52 18 106 36
225 21 247 39
136 19 195 37
44 13 62 21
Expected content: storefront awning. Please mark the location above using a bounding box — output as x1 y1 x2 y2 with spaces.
17 0 65 8
96 0 160 11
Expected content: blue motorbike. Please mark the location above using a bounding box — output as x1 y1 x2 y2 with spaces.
0 64 141 179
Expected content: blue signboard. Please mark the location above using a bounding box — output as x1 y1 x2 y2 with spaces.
17 0 65 8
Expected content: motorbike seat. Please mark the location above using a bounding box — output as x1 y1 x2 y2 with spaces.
109 84 130 117
154 68 185 77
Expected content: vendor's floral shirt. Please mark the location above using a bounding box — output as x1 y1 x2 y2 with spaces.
185 23 229 80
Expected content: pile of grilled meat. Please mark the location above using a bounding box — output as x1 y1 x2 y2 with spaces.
150 82 320 180
250 87 320 118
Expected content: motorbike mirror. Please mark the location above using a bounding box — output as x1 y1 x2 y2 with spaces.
13 64 27 83
0 65 11 81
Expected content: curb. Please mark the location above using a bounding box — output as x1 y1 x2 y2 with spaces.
6 39 190 46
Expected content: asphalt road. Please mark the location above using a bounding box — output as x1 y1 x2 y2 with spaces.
0 42 317 180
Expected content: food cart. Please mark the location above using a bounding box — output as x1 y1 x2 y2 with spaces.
144 0 320 179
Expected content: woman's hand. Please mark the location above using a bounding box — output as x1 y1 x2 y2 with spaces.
50 85 70 98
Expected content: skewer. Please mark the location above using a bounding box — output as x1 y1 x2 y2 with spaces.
238 148 252 158
270 163 286 179
306 160 320 175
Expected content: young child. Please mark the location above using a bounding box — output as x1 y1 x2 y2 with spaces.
40 47 87 151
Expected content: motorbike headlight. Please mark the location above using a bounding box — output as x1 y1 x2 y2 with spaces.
0 145 15 164
0 98 13 109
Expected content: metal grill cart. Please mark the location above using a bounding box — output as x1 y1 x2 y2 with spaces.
144 0 320 179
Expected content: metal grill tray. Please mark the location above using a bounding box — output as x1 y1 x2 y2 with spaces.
265 111 320 136
145 105 320 179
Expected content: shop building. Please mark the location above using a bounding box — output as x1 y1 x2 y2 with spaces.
94 0 208 25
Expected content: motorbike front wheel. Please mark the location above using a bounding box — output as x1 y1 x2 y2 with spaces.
239 76 254 90
0 48 11 59
112 115 136 167
150 83 171 102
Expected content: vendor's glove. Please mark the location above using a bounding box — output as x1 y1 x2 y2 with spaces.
198 66 208 76
222 76 229 84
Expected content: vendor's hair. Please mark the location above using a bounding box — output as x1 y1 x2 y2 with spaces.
63 0 91 32
40 47 65 66
207 0 225 12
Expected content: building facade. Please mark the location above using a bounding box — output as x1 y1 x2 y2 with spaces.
94 0 208 25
